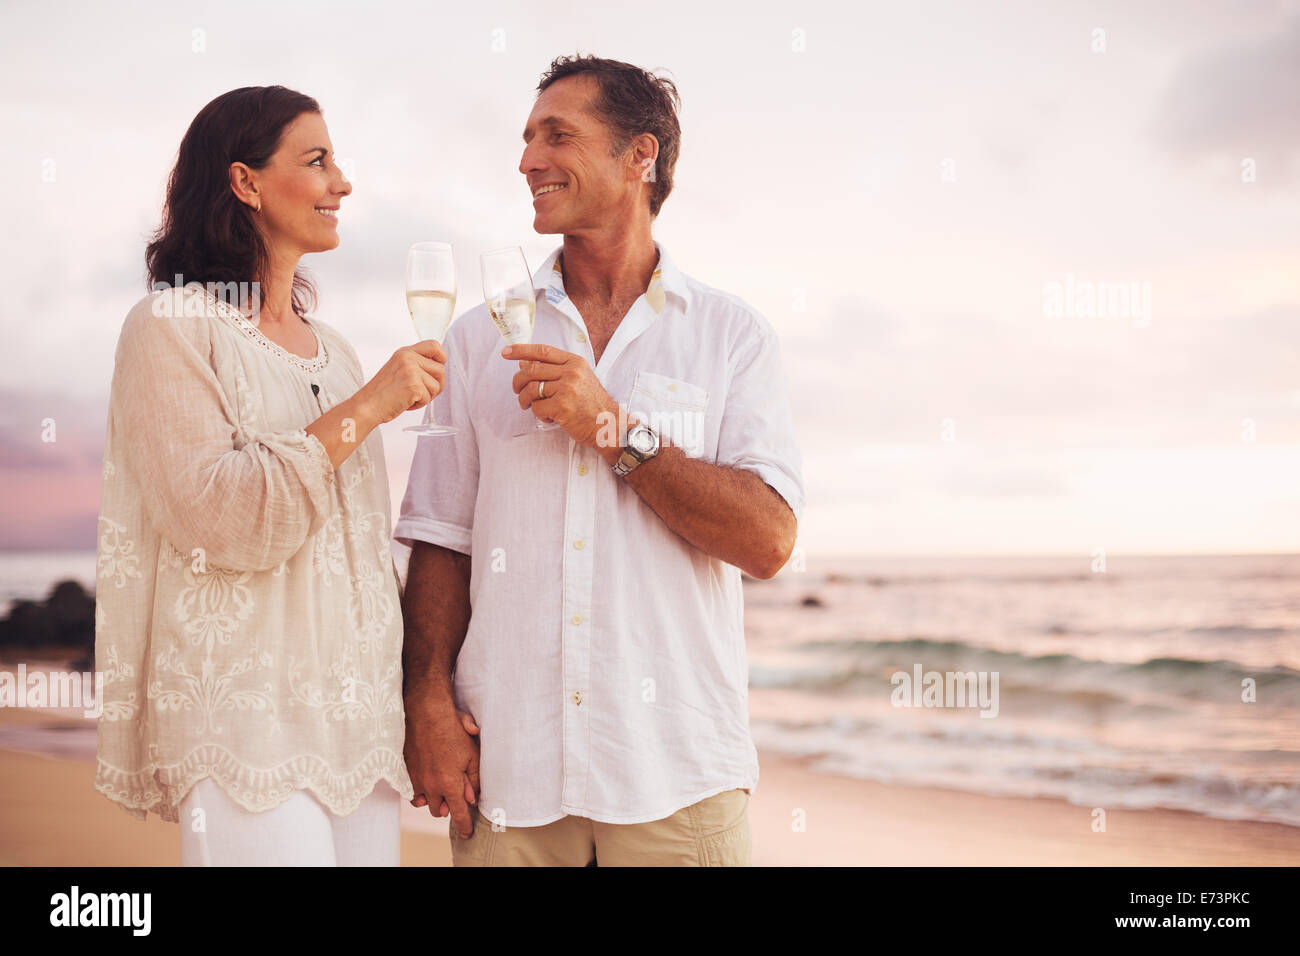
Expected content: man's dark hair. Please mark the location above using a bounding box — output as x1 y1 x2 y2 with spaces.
537 54 681 217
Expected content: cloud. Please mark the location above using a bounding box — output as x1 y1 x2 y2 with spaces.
1153 15 1300 178
0 390 105 470
937 454 1071 498
0 510 98 551
2 0 1298 556
783 293 1300 459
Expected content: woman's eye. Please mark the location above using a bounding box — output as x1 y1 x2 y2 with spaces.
311 156 325 167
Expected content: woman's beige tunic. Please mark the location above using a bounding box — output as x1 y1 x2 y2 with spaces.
94 286 413 822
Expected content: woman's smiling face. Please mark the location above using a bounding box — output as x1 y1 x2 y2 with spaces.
245 111 352 256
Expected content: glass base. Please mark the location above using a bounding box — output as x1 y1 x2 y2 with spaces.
403 424 459 436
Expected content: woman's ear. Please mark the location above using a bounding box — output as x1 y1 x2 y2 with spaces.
229 162 260 211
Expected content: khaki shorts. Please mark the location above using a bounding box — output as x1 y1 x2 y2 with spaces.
449 787 751 867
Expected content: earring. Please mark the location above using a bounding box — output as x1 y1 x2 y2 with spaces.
254 200 261 213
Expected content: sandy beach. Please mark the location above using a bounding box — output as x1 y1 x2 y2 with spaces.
2 706 1296 866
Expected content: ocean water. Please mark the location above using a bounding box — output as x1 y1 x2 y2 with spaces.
0 551 98 614
744 554 1300 827
2 550 1297 826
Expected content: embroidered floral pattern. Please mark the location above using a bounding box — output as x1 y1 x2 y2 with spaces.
286 646 401 740
231 360 260 430
97 517 141 588
173 566 255 656
161 541 185 571
99 643 138 722
148 639 277 735
95 745 409 823
312 512 348 586
349 559 395 649
94 290 411 822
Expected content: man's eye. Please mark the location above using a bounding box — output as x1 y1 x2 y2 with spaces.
551 132 567 142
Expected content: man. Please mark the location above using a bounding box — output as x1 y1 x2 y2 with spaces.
395 54 803 866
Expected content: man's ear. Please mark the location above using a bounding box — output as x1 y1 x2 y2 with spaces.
229 162 260 210
627 133 660 186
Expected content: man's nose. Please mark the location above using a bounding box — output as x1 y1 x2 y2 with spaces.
519 144 546 176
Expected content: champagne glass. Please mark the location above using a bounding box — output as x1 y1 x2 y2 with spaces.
403 242 458 436
480 246 558 431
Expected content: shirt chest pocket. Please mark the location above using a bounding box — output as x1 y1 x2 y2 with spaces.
626 370 710 458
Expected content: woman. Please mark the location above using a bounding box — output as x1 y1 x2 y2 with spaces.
94 86 446 865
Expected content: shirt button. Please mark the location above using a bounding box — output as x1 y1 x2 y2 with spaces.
572 691 582 705
577 464 589 476
573 539 584 550
571 615 583 625
668 383 677 392
577 332 588 343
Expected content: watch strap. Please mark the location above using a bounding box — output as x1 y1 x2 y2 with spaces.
612 422 659 477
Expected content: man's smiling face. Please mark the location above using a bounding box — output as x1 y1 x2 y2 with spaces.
519 74 637 236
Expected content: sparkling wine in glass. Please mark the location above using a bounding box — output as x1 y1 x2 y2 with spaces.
404 241 458 436
480 246 557 431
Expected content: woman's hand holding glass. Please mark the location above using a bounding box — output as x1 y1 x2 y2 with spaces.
354 340 447 426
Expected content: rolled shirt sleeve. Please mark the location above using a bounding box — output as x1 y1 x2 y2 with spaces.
111 294 337 572
715 317 805 522
393 320 479 555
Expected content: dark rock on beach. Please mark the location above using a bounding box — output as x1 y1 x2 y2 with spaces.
0 579 95 655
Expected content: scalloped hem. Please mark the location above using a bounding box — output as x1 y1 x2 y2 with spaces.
96 744 415 824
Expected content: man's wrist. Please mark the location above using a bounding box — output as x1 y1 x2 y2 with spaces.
598 430 626 467
596 405 634 467
610 416 669 477
403 681 458 716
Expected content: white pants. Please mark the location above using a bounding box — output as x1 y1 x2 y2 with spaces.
179 778 401 866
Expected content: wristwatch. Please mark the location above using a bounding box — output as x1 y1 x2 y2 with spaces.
612 421 660 477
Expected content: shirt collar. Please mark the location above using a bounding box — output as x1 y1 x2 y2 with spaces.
532 241 688 314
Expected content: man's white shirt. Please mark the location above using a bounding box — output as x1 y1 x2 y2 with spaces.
393 241 804 826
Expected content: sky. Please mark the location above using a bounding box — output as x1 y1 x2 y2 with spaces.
1 0 1297 557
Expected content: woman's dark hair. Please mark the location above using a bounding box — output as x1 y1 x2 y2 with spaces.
146 85 321 315
537 54 681 217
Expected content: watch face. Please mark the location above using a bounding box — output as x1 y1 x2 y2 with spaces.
629 426 656 454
